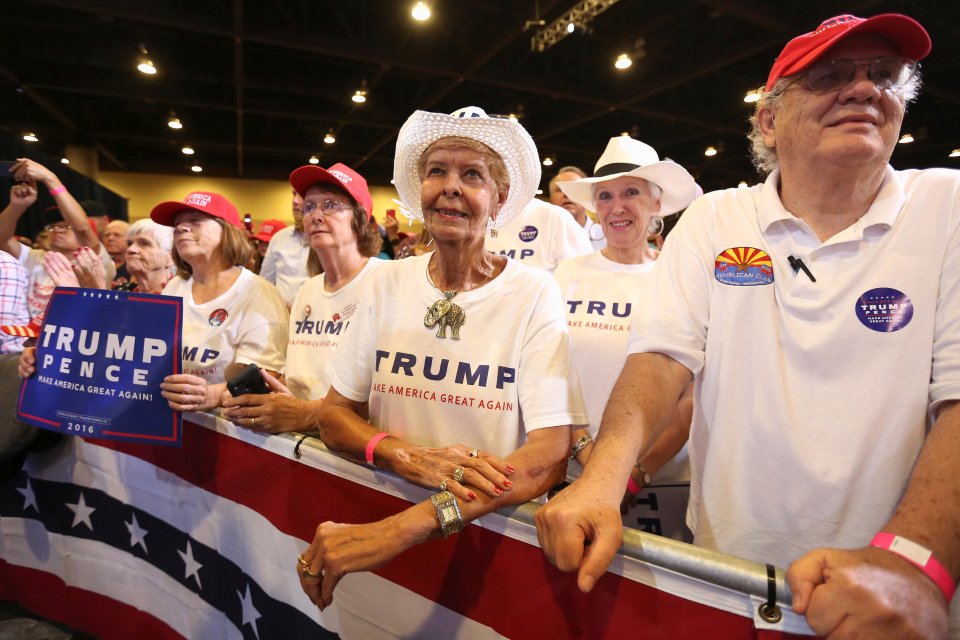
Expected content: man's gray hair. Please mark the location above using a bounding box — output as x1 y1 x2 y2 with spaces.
746 70 923 176
128 218 174 254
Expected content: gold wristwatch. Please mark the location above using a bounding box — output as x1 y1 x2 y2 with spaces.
431 490 464 537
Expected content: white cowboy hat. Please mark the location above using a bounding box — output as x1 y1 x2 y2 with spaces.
558 136 699 215
392 106 541 228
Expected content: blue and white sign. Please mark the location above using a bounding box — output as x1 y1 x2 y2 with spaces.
17 288 184 447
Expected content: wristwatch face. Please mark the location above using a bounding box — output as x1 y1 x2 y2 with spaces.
440 504 458 521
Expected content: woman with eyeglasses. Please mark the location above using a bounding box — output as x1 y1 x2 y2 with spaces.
150 191 289 413
221 163 384 432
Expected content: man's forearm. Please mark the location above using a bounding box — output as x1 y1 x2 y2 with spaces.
581 352 691 503
884 400 960 577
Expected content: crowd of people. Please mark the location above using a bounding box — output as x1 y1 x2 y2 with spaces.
1 12 957 638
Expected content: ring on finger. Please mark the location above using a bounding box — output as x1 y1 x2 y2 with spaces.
453 466 464 483
300 567 321 580
297 554 309 568
439 480 448 491
468 448 479 458
250 417 257 426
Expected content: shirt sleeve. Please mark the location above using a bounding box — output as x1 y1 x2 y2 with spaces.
517 275 588 431
326 290 378 403
626 198 713 376
556 212 594 265
0 257 28 353
233 278 289 373
929 179 960 412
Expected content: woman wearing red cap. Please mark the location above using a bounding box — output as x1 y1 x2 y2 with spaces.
150 191 289 412
221 163 384 432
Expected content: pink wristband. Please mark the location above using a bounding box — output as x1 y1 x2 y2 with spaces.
48 185 67 196
870 532 956 601
626 477 642 496
365 432 391 466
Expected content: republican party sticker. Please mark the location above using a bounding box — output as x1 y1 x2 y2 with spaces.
855 287 913 332
519 225 539 242
714 247 774 286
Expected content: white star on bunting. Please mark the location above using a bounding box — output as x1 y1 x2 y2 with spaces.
178 541 203 590
237 583 262 639
125 513 149 553
66 492 95 530
16 478 39 513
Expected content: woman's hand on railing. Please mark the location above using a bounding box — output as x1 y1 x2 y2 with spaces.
221 371 318 433
392 443 515 503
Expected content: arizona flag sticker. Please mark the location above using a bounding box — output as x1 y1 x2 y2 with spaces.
715 247 774 286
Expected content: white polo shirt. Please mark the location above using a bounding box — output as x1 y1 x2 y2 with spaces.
485 199 592 272
628 167 960 567
260 226 310 307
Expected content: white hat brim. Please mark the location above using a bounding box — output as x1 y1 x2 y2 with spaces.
392 110 541 227
558 161 699 215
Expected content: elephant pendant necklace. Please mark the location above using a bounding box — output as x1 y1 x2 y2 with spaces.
423 257 494 341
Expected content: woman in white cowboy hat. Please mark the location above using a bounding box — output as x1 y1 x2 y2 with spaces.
553 136 699 536
296 107 586 616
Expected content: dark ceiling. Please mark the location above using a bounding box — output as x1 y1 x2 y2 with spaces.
2 0 958 195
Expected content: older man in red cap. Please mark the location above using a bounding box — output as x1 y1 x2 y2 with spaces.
537 13 957 638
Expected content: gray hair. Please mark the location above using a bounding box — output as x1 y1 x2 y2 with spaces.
746 70 923 176
128 218 174 254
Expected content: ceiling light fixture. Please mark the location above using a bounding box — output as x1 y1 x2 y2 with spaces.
191 165 202 173
181 146 194 155
309 155 320 164
168 112 183 129
898 133 914 144
531 0 621 52
950 149 960 158
324 129 336 144
614 53 632 70
743 91 761 103
704 146 718 157
411 2 431 21
60 157 70 165
351 79 369 104
22 132 38 142
543 156 554 167
137 44 157 75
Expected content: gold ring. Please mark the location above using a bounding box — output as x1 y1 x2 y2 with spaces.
250 417 256 426
468 449 479 458
453 466 464 483
300 567 321 580
439 480 448 491
297 554 309 568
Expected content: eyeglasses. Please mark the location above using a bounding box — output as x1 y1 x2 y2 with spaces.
794 57 918 94
302 200 352 216
44 224 72 233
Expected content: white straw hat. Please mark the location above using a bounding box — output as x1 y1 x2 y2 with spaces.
392 107 541 228
558 136 699 215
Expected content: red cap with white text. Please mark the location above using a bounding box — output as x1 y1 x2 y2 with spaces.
150 191 243 229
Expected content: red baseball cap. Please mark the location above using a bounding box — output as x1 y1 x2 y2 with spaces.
253 218 288 243
150 191 243 229
289 163 374 216
765 14 931 91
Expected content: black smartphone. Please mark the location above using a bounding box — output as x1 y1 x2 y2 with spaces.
227 362 270 396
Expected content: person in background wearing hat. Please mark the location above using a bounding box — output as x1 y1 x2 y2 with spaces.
253 218 287 262
485 155 592 272
260 187 310 308
221 163 383 432
0 159 115 323
537 13 959 638
101 219 131 287
549 164 607 251
150 191 289 413
553 136 698 540
294 107 585 621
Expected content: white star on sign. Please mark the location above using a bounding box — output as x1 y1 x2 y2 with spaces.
237 583 262 640
125 513 149 553
66 492 95 530
17 478 38 513
178 541 203 590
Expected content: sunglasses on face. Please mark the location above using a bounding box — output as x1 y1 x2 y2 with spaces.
44 224 73 233
795 56 918 94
